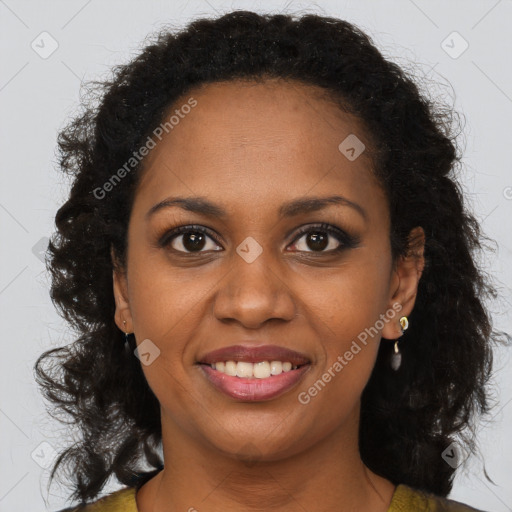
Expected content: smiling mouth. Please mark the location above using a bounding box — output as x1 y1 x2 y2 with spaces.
198 362 311 401
196 344 312 400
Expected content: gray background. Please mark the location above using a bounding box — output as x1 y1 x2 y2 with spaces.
1 1 511 511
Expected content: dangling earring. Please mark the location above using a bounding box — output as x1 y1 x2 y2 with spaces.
123 320 132 354
391 316 408 371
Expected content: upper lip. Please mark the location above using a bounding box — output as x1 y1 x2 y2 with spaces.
198 344 311 366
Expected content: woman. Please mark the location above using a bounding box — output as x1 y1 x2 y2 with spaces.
36 10 501 511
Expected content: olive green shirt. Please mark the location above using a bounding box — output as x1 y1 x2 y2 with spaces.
59 483 487 511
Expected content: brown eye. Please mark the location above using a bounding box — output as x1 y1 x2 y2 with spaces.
160 226 223 253
288 223 359 254
303 231 332 251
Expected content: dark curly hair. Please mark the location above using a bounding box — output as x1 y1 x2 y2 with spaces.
35 9 506 506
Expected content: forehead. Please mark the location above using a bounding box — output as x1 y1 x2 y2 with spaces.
133 78 383 219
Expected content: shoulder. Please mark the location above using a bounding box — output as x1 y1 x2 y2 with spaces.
54 487 137 512
389 484 490 512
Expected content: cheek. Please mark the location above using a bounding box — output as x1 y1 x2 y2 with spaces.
124 255 203 417
301 251 391 385
298 281 384 421
305 256 392 336
122 252 206 397
126 247 217 338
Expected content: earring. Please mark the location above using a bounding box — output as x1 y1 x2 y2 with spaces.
123 320 132 354
391 316 408 371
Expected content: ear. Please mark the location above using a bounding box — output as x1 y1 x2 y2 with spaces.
111 245 133 334
381 226 425 340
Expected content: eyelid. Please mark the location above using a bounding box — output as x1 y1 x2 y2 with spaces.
157 224 222 249
289 222 359 250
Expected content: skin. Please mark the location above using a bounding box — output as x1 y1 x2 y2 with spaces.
112 78 425 512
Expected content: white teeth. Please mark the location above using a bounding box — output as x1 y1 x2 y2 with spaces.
270 361 282 375
253 361 270 378
210 360 300 378
224 361 237 376
282 362 292 372
236 361 253 378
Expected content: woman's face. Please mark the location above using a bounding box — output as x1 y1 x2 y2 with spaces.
113 78 419 462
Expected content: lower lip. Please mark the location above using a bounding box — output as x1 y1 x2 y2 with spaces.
199 364 311 401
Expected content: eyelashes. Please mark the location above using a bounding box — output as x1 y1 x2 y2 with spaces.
290 223 360 253
157 222 360 256
158 224 222 254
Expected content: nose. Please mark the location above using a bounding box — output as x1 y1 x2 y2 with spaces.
212 246 296 329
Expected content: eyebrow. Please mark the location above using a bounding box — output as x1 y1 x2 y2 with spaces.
145 195 367 222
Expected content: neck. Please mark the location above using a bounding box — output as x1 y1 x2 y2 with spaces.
136 404 395 512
